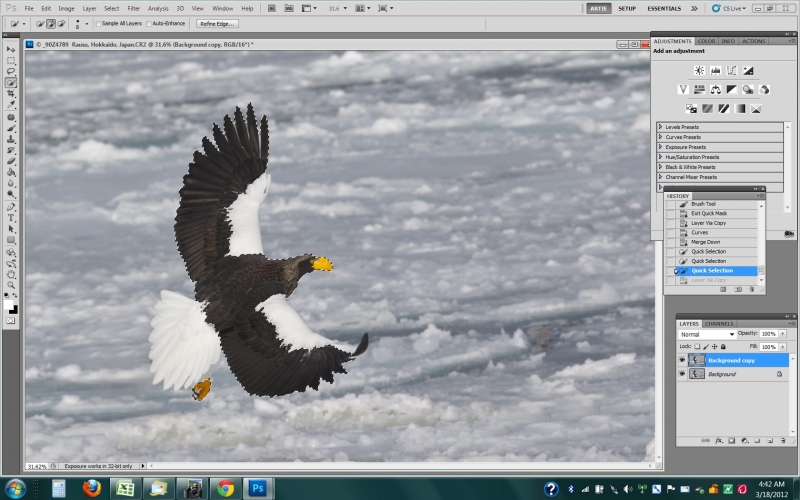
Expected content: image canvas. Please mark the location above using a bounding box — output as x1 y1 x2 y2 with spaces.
24 49 655 463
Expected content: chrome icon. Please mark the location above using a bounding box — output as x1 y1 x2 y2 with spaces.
4 479 26 500
217 480 235 498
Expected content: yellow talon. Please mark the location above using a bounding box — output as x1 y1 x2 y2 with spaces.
192 378 212 401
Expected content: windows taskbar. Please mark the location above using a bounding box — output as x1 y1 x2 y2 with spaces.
2 477 799 500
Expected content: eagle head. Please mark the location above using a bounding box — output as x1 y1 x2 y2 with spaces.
284 254 333 297
296 254 333 276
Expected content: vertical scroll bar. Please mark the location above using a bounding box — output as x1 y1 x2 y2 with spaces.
785 122 792 212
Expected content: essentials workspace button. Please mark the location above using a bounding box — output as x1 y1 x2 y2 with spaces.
586 3 612 13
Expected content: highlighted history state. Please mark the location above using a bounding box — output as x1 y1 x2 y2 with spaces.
674 266 758 276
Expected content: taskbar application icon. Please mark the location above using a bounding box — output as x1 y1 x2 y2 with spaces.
243 479 274 500
211 479 241 500
110 478 143 500
144 478 175 499
176 479 206 500
83 480 102 498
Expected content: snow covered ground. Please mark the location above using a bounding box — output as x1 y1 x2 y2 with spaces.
24 50 655 463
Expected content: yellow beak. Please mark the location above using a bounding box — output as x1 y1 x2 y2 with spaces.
311 256 333 272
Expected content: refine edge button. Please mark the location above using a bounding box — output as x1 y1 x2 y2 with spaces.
196 19 239 28
586 2 613 13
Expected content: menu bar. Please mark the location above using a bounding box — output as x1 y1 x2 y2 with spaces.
2 1 797 17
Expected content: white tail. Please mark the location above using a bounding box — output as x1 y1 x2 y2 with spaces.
149 290 222 390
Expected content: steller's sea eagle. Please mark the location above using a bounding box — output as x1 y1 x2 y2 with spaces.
148 104 368 401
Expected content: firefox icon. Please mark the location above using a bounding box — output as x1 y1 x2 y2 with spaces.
83 480 102 498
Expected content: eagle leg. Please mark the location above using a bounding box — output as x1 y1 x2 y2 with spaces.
192 378 212 401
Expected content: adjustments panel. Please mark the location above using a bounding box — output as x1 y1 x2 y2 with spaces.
649 31 797 241
663 186 766 295
676 313 798 447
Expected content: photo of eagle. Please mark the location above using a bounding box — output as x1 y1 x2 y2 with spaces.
148 104 369 401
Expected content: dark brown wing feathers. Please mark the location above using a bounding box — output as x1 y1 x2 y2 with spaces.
174 103 268 282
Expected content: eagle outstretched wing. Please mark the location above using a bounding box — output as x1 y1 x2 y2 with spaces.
204 282 369 397
174 103 270 282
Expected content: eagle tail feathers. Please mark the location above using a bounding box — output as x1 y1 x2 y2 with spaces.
149 290 222 392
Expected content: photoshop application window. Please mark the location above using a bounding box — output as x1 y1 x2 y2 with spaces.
0 0 798 498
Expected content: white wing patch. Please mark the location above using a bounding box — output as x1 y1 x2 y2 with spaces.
149 290 222 390
226 172 271 256
258 294 348 352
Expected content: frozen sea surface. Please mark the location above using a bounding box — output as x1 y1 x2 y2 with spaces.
24 50 655 463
